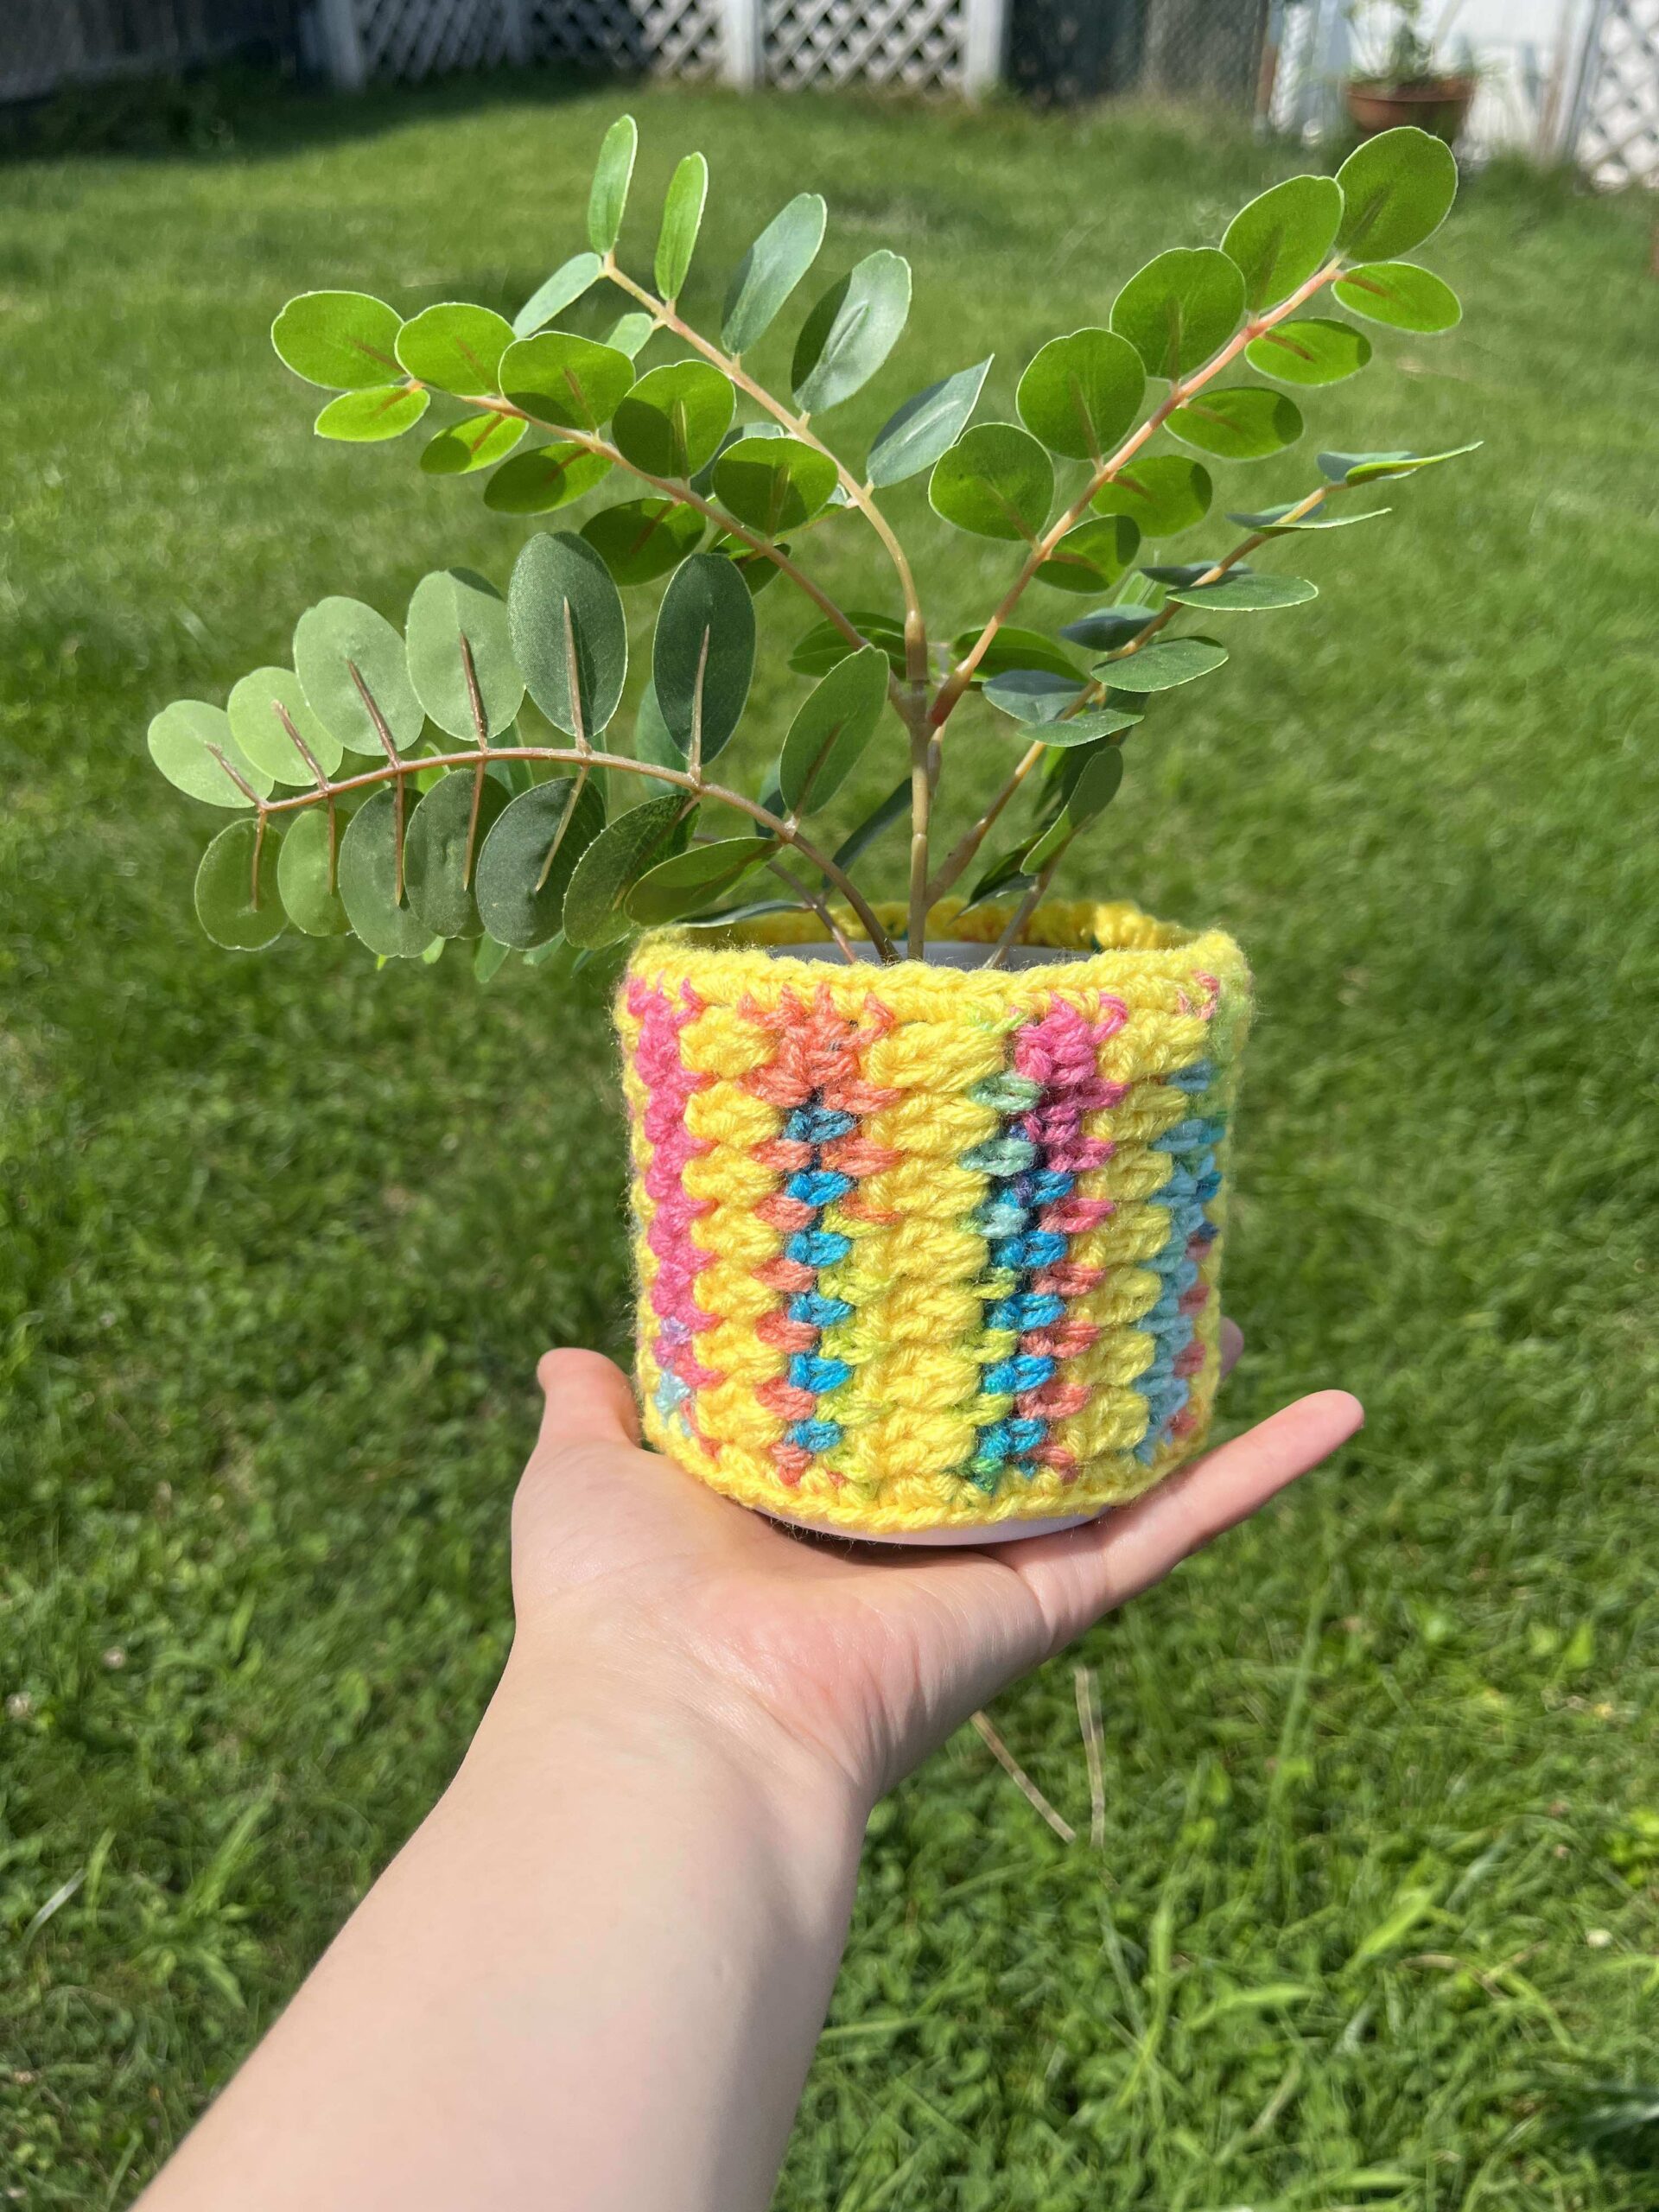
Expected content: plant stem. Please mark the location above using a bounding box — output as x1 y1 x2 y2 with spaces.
766 855 861 966
257 743 899 962
982 852 1064 972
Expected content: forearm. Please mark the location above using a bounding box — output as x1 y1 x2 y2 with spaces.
141 1636 866 2212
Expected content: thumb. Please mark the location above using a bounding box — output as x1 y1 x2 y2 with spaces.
536 1348 641 1453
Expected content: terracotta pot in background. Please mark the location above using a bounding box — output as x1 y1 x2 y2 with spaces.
1344 74 1476 145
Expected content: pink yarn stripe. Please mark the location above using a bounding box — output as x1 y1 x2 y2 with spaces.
627 979 721 1393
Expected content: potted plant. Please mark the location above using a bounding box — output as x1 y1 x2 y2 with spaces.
1344 1 1478 144
145 117 1474 1541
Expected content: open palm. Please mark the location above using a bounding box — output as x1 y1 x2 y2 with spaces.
512 1332 1362 1808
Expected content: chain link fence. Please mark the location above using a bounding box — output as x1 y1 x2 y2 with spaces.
1008 0 1268 106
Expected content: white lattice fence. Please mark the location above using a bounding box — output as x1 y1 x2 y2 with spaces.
762 0 969 92
1567 0 1659 186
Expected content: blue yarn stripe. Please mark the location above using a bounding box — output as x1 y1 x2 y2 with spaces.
781 1088 859 1459
1132 1058 1226 1464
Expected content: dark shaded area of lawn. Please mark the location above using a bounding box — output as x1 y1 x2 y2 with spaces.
3 72 1657 2207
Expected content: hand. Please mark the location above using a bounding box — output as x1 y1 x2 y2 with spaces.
510 1330 1362 1815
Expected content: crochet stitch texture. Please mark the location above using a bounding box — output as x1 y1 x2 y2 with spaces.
618 899 1251 1535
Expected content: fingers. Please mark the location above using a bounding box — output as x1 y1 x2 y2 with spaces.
536 1348 641 1452
1006 1389 1363 1652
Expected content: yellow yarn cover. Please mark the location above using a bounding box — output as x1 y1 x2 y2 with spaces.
617 899 1251 1535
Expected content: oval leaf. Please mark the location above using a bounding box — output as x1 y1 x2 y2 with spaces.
950 626 1080 684
315 385 429 442
1166 385 1303 461
588 113 638 254
227 667 343 784
1318 442 1480 484
484 442 611 515
655 150 709 302
713 435 837 535
929 422 1052 542
1246 316 1373 386
1332 260 1461 333
395 302 514 397
1222 175 1344 311
1034 512 1140 595
404 767 510 938
1166 572 1319 611
195 819 286 949
721 194 827 355
337 788 432 957
1228 499 1389 533
421 411 526 475
778 644 888 815
508 531 628 741
605 311 655 359
652 551 755 766
612 360 735 479
476 776 607 949
867 356 992 488
149 700 270 809
626 836 774 925
499 333 633 432
1110 248 1244 381
789 611 907 680
275 807 349 936
405 569 524 741
1092 454 1212 538
1097 635 1228 692
271 290 403 390
563 792 685 948
1336 126 1458 262
512 251 602 340
582 498 704 587
1059 604 1158 653
791 250 912 415
293 597 424 759
1015 327 1144 462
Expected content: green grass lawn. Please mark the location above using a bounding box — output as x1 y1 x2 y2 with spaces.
3 69 1658 2209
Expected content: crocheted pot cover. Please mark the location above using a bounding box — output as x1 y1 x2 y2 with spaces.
617 899 1251 1536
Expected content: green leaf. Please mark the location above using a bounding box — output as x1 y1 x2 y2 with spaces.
1336 126 1458 262
1092 454 1211 538
484 442 611 515
788 611 907 680
1166 572 1318 611
964 841 1039 912
652 550 755 766
929 422 1052 542
1024 746 1123 866
226 667 343 784
791 250 912 415
395 302 513 397
405 568 523 741
1246 316 1373 386
499 334 634 432
778 645 888 814
655 150 709 302
721 193 827 354
867 357 992 487
275 807 350 935
149 700 271 808
404 767 510 938
509 531 628 741
588 114 638 253
474 936 512 982
271 290 403 390
950 626 1080 684
982 670 1140 743
512 251 603 340
476 778 606 948
314 385 428 443
1034 513 1140 596
1097 635 1228 692
713 435 837 535
563 792 684 947
582 498 704 587
336 788 433 957
1332 259 1460 333
1015 327 1144 461
293 597 424 759
195 819 286 949
612 360 735 479
1228 499 1389 533
604 311 656 359
1167 385 1302 461
1110 248 1244 380
1222 175 1344 311
827 776 908 876
711 533 787 597
626 835 775 925
421 411 526 475
1059 604 1159 653
1318 442 1481 484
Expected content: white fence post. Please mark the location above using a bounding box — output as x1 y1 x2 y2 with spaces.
963 0 1009 96
719 0 763 86
317 0 367 86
